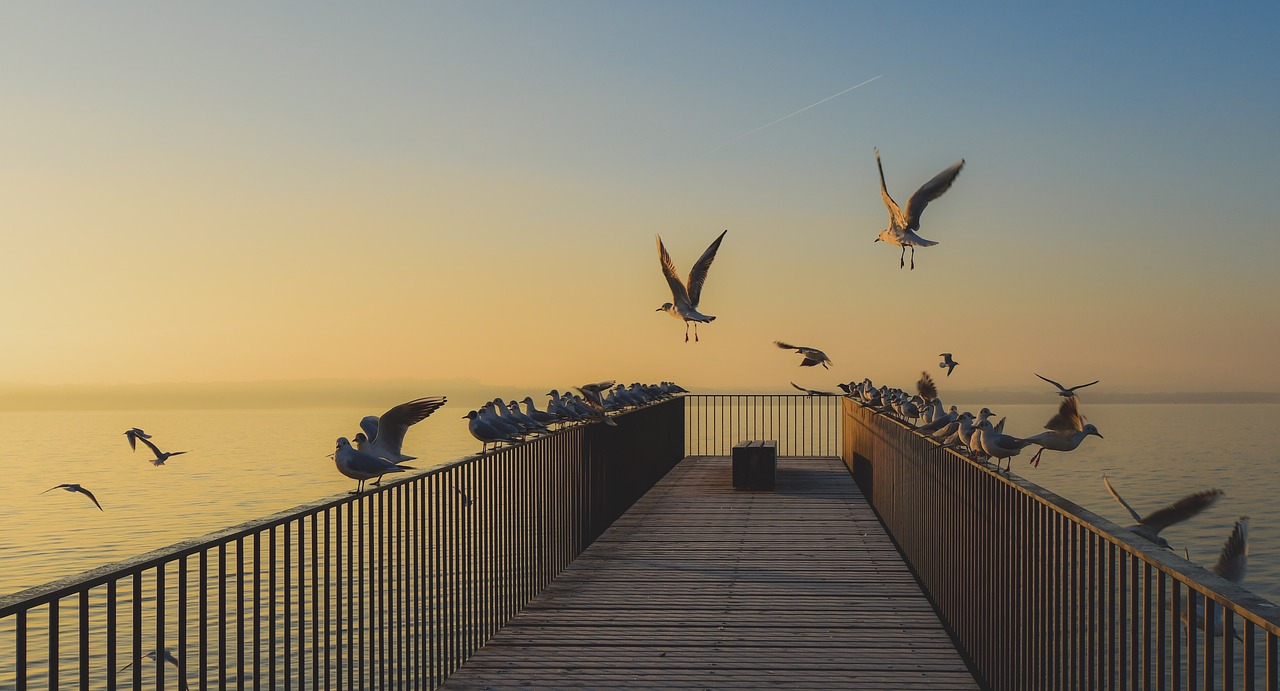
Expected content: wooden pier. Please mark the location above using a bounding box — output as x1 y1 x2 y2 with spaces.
443 455 979 689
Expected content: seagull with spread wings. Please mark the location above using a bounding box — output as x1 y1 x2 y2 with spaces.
1103 476 1223 549
790 382 834 396
136 436 187 466
1023 397 1104 467
41 484 104 511
1035 373 1100 398
352 396 447 464
872 148 965 269
775 341 832 369
656 230 728 342
939 353 958 377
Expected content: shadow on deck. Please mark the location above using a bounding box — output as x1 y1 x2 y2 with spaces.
442 455 980 689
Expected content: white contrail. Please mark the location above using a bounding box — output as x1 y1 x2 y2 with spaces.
713 75 883 152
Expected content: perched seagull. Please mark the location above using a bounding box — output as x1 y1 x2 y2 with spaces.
41 483 104 511
123 427 151 451
1103 476 1223 549
118 649 189 690
352 396 447 464
939 353 958 377
1023 397 1103 467
464 410 516 453
136 436 187 466
872 148 965 269
656 229 728 342
333 438 409 493
790 382 834 396
1035 373 1100 398
775 341 832 369
973 417 1031 472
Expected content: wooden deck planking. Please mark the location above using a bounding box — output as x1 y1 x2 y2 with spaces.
441 455 979 690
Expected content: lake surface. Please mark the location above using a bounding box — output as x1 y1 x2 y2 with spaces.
1 398 1277 604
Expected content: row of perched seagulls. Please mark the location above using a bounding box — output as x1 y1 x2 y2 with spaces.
842 370 1105 473
464 381 689 454
844 368 1249 603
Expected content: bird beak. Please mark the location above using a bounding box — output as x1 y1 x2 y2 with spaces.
1093 431 1104 439
655 307 663 312
873 237 881 242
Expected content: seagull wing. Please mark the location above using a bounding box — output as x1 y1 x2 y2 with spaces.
1043 397 1085 433
125 430 138 451
346 448 403 476
76 486 104 511
685 229 727 309
775 340 800 351
1141 488 1223 533
917 372 937 402
790 382 808 394
1068 380 1101 393
136 436 165 460
371 396 447 456
1035 373 1068 394
1103 475 1146 525
874 148 906 228
359 416 380 442
1211 517 1249 584
903 159 965 230
656 235 692 309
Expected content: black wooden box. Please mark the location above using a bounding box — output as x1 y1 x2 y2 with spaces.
732 440 777 490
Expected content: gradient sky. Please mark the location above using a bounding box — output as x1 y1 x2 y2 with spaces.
3 2 1278 402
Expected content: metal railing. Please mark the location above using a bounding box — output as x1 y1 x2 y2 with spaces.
683 393 840 457
0 397 684 690
842 398 1280 691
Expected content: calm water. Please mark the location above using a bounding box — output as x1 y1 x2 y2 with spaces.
1 400 1277 604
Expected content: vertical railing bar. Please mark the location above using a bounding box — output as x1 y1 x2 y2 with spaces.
218 542 227 691
356 496 366 688
1226 608 1236 691
237 538 245 691
156 563 166 691
197 550 207 691
253 531 262 691
310 513 320 690
180 552 189 691
1174 579 1182 691
1188 587 1198 691
78 590 89 691
1245 620 1256 691
328 505 338 691
283 519 292 691
297 518 307 691
16 609 28 691
134 570 143 690
106 580 117 691
269 526 277 691
48 598 59 691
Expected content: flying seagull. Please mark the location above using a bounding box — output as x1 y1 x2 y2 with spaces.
41 483 104 511
118 649 189 690
352 396 447 464
1035 373 1100 398
775 341 832 369
1023 396 1103 467
136 436 187 466
872 148 965 269
123 427 151 451
1186 517 1249 640
656 230 728 342
1103 476 1222 549
939 353 958 377
790 382 834 396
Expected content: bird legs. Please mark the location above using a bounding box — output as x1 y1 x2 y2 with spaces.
1029 447 1044 468
684 322 700 342
899 246 906 269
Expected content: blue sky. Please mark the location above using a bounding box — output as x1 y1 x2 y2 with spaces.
1 2 1278 397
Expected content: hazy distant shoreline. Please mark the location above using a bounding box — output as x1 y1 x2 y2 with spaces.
0 380 1275 410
